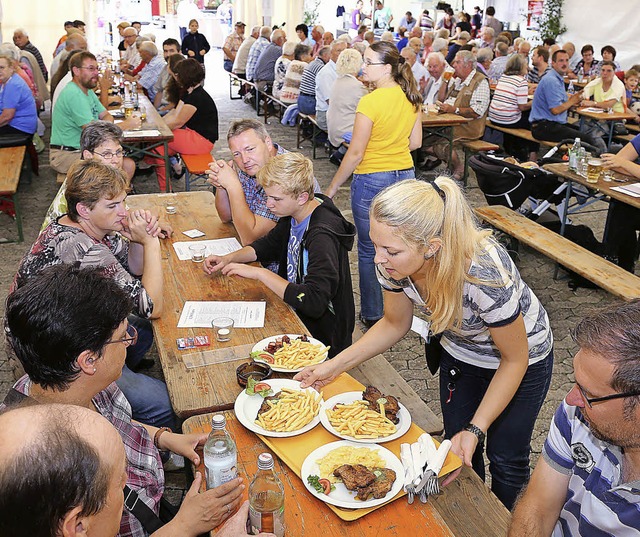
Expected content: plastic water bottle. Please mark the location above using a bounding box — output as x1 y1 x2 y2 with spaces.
569 137 581 172
577 67 584 83
132 82 139 109
203 415 238 489
249 453 285 537
567 80 575 95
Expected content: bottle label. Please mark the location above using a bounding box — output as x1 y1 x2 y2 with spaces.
204 458 238 489
249 505 284 537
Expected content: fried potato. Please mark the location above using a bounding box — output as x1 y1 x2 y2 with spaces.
326 400 397 439
317 446 386 482
271 339 330 369
255 388 321 432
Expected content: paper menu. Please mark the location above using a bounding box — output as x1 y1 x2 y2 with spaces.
177 301 266 328
612 183 640 198
172 238 242 260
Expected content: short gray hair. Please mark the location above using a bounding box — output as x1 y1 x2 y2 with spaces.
13 28 28 37
0 43 21 61
426 51 446 65
432 38 448 53
80 121 124 153
283 41 296 56
482 26 495 37
504 53 527 76
260 26 271 38
227 118 269 142
477 48 493 64
336 48 363 76
138 41 158 56
455 50 477 69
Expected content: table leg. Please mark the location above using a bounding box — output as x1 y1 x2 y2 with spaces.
447 126 454 170
607 121 614 150
163 141 171 193
554 179 573 279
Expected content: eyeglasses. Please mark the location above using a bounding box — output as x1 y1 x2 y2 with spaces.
80 66 99 72
104 324 138 348
576 383 640 408
93 149 124 160
364 60 386 66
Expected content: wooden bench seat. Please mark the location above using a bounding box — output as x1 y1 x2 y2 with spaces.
460 139 500 185
56 172 66 184
475 205 640 300
486 120 557 148
0 145 26 243
182 153 213 192
227 72 245 100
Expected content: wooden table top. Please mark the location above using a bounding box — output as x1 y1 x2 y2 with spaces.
126 191 309 417
113 94 174 143
544 162 640 210
575 107 636 122
422 112 471 127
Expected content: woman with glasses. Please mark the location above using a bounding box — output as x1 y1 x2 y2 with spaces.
325 40 423 327
3 265 245 537
298 178 554 509
14 159 174 430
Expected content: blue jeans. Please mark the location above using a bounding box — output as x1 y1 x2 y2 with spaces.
297 94 316 115
126 315 153 369
439 348 553 510
351 168 415 320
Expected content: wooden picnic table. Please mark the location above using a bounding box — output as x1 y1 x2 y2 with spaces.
126 190 310 418
421 111 472 167
575 107 636 150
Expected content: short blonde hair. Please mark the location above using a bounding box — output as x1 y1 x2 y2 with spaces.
336 48 362 76
257 152 315 197
380 31 394 42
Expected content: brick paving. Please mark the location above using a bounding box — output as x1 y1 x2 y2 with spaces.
0 49 626 502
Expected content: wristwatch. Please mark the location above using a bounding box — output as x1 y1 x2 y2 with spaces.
454 107 460 115
463 423 485 445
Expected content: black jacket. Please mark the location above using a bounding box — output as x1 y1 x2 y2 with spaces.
181 32 210 64
250 195 356 356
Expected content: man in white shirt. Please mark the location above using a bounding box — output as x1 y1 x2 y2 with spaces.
315 41 347 131
401 47 428 96
423 51 452 105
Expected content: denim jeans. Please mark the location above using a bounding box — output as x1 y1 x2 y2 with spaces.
126 314 153 369
351 168 415 320
297 94 316 115
439 348 554 510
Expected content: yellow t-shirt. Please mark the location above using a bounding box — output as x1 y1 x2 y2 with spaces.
355 85 419 174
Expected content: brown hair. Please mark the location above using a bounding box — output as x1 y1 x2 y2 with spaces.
369 41 422 111
69 51 96 77
173 57 204 89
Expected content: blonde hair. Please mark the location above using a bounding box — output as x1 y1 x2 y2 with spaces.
256 152 315 197
370 177 493 333
336 48 362 76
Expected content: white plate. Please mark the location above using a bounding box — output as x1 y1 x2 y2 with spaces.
251 334 328 373
300 440 404 509
319 392 411 444
233 379 322 438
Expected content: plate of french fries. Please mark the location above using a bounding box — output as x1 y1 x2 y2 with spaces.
319 392 412 443
234 379 324 438
251 334 330 372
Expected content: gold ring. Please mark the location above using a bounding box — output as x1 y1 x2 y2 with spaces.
226 504 230 514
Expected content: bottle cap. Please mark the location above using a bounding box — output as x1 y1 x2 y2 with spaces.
211 414 227 429
257 452 274 470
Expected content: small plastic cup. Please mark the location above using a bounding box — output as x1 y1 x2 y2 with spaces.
602 169 614 182
189 244 206 263
212 317 234 342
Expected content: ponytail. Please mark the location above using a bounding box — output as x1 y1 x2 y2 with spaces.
396 60 424 111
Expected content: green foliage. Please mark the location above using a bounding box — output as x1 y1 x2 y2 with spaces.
537 0 567 41
303 0 321 26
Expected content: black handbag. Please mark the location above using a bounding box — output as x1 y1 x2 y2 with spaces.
424 333 443 375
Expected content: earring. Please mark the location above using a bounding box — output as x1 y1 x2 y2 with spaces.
424 250 436 260
93 367 97 373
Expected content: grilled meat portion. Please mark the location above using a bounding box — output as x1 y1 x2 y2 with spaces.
362 386 401 424
257 392 281 416
333 464 376 490
355 468 397 501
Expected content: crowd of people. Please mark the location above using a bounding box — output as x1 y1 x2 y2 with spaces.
1 4 640 537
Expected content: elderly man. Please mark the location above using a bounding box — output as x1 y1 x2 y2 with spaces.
487 41 509 80
13 28 48 82
50 31 87 81
529 49 599 148
323 31 335 46
207 119 320 248
153 38 180 109
297 46 330 115
423 51 452 105
223 21 245 72
563 41 581 71
310 25 325 57
478 26 495 50
401 47 428 95
254 28 287 93
364 30 375 46
125 41 165 101
120 26 141 70
233 25 259 79
528 46 550 84
245 26 271 83
509 300 640 536
426 50 489 179
50 52 141 174
421 30 435 62
315 40 348 131
476 47 493 76
518 40 532 61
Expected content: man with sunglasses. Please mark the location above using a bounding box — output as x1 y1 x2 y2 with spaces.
509 300 640 536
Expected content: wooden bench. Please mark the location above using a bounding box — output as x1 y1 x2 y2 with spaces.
297 112 329 160
475 205 640 300
460 139 499 185
182 153 213 192
0 145 26 243
56 172 66 184
263 93 289 125
486 120 558 149
227 72 244 100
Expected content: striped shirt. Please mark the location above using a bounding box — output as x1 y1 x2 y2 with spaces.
377 239 552 368
544 401 640 536
528 65 551 84
245 36 269 82
489 74 529 124
299 57 326 96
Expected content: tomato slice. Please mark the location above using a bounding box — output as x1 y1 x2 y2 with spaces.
254 382 271 392
258 352 275 364
318 478 331 495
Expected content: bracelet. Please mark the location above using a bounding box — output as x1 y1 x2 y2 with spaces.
463 423 486 446
153 427 172 450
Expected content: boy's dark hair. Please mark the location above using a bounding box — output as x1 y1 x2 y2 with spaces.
163 37 180 49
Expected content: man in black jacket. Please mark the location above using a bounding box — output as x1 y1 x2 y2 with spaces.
203 152 355 356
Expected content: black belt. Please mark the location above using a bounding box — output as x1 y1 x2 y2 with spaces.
300 92 315 97
50 144 79 151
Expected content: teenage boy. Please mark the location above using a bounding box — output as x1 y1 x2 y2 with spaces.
203 152 355 356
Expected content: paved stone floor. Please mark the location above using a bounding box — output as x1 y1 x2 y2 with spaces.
0 49 625 503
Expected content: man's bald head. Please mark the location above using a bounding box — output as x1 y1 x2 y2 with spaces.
0 404 125 537
66 32 88 51
400 47 416 66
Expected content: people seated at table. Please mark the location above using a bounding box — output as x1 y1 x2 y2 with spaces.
120 26 141 71
489 54 538 161
204 152 355 356
0 53 37 141
0 43 40 109
158 53 186 115
568 44 599 80
272 41 295 100
422 50 489 181
297 46 330 115
50 30 87 87
325 41 423 326
253 28 287 93
478 26 495 50
245 26 271 83
15 159 175 430
2 265 246 537
529 49 599 150
600 134 640 272
152 38 181 110
13 27 48 82
509 300 640 535
280 44 312 105
181 19 210 72
579 60 626 154
223 21 245 72
233 24 259 81
146 58 218 190
50 51 141 175
401 47 428 97
125 41 165 102
297 177 554 510
315 40 348 132
487 42 509 81
527 45 550 85
208 119 320 249
310 25 325 57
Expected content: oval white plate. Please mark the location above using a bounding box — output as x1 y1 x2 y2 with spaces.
251 334 328 373
234 378 322 438
300 440 404 509
319 392 411 444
